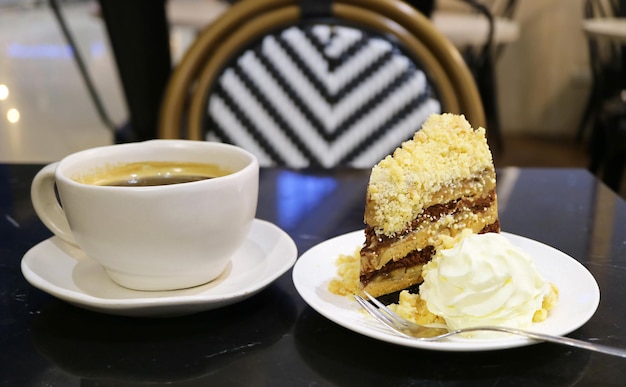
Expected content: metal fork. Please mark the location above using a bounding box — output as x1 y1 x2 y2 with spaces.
355 292 626 358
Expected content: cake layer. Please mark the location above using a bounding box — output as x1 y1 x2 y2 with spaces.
365 169 496 237
361 263 425 298
361 246 434 284
361 222 500 297
361 190 499 273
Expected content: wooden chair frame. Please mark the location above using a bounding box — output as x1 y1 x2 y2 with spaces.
159 0 485 141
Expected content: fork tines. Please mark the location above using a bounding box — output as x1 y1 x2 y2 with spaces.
354 292 412 336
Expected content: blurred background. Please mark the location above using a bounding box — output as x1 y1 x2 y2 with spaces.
0 0 604 190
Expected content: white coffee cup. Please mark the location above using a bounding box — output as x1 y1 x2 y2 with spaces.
31 140 259 291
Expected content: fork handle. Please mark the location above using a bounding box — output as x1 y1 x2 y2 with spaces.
457 327 626 358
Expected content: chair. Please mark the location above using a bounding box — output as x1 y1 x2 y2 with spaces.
48 0 117 134
582 0 626 191
433 0 519 152
158 0 485 168
580 0 621 141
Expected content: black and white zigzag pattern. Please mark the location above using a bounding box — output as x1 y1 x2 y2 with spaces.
206 24 441 168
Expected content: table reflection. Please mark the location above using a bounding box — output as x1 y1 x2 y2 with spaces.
294 307 592 386
31 286 296 385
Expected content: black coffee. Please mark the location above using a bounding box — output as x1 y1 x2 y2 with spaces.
104 174 214 187
74 161 232 187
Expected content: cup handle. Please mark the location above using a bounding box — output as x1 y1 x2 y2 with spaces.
31 162 78 246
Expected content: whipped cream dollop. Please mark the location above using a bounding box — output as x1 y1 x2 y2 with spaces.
419 232 550 331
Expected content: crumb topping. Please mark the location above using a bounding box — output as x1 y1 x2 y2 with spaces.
365 113 495 236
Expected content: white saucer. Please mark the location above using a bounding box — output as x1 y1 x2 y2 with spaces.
293 231 601 352
22 219 297 317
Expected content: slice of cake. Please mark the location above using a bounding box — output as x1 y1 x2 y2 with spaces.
360 113 499 297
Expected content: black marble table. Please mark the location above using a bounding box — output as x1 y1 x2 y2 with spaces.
1 164 626 386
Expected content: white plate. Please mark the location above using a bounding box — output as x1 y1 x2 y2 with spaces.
22 219 297 317
293 231 601 351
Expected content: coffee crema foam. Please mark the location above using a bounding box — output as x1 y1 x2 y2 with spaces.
73 161 233 187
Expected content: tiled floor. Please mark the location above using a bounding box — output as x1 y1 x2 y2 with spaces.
0 1 605 191
0 0 225 163
0 0 122 163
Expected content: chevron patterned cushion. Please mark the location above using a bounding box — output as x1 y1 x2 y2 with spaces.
206 24 442 168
